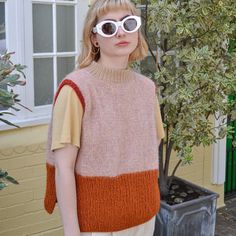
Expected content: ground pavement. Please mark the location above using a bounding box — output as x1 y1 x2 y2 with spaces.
215 197 236 236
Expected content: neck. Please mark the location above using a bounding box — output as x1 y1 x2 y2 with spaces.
97 55 129 69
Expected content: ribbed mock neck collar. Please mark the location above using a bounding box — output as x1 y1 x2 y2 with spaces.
86 61 135 83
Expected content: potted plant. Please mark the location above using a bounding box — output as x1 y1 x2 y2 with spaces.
132 0 236 235
0 51 27 189
0 51 27 127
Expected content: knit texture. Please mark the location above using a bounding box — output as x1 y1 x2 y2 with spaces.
44 61 161 232
76 168 160 232
44 163 56 214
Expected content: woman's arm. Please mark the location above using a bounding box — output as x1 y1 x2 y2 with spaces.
54 144 80 236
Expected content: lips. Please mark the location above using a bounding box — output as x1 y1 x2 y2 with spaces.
116 41 130 46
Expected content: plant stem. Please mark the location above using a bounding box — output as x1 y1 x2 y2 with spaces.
164 140 174 177
168 159 182 187
159 138 169 196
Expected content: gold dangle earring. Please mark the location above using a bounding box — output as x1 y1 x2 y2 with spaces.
91 42 100 55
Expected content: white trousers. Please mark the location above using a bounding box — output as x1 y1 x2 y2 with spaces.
80 215 156 236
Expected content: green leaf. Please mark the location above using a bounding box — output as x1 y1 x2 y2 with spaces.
5 176 19 185
232 140 236 148
0 111 15 116
0 182 7 190
0 117 20 128
0 88 12 98
0 170 8 178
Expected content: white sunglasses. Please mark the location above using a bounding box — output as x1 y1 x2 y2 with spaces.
92 15 141 38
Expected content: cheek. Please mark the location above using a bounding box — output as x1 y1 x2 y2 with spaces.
129 32 139 48
97 37 112 49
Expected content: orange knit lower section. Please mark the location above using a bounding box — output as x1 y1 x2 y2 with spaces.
44 163 57 214
44 163 160 232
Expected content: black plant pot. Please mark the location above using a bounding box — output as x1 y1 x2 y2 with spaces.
154 176 219 236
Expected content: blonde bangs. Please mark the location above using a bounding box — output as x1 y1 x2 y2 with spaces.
94 0 139 18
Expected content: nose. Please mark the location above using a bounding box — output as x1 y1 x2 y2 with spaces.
116 26 126 37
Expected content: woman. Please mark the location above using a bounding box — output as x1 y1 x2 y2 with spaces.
44 0 165 236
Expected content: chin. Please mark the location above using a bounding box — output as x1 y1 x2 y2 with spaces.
114 47 136 57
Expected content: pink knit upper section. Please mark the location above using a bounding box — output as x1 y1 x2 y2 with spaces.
47 61 159 177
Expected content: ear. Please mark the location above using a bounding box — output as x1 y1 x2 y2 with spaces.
91 34 98 47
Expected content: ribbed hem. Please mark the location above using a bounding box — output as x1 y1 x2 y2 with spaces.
86 61 135 84
76 169 160 232
44 164 160 232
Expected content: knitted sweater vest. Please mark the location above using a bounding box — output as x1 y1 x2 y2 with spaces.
44 61 160 232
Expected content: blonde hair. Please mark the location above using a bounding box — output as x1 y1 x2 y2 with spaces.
76 0 148 69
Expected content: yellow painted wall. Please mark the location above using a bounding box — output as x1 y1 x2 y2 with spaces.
0 125 63 236
0 125 224 235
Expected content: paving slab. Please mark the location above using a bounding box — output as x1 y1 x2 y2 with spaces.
215 198 236 236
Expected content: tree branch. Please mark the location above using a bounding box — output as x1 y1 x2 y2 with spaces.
164 140 174 177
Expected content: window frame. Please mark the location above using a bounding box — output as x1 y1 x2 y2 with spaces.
0 0 6 54
0 0 89 131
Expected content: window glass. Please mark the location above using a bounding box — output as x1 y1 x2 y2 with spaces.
33 4 53 53
34 58 54 106
0 2 6 54
57 57 75 85
57 5 75 52
32 2 77 107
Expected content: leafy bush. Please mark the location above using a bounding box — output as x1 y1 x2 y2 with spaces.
0 51 27 128
133 0 236 195
0 51 27 190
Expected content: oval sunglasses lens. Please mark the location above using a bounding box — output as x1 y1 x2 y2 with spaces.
102 22 116 35
123 19 137 31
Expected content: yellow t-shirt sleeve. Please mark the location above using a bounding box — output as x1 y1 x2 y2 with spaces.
51 85 83 151
155 97 165 140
